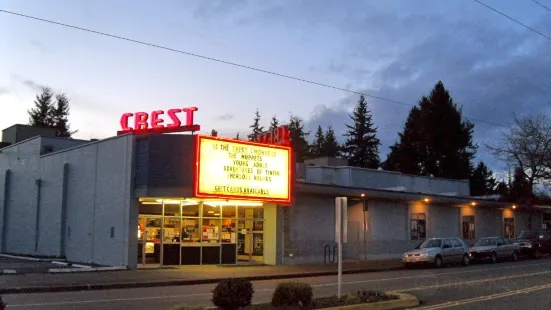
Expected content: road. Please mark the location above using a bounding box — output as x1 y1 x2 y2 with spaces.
2 259 551 309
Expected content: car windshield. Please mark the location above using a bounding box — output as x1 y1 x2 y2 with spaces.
418 239 442 249
517 231 539 239
475 238 497 246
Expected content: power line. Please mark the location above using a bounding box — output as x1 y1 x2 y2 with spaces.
473 0 551 41
531 0 551 13
0 9 515 129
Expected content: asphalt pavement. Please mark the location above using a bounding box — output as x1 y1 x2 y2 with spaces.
2 259 550 309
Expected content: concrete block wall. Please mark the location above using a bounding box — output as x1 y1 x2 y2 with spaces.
0 138 44 255
0 135 135 267
45 135 134 267
281 195 336 264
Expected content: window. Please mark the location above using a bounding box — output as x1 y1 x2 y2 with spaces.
443 239 452 248
410 213 426 240
462 216 475 240
450 239 462 247
504 217 515 239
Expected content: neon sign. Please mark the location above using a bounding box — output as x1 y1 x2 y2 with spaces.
118 107 200 135
258 125 291 146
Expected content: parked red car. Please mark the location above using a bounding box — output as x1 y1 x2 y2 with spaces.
514 230 551 257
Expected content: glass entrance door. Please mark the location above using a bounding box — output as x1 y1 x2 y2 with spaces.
138 216 162 266
237 206 264 264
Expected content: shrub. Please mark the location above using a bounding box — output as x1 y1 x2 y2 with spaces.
271 281 313 308
212 278 254 310
344 290 398 304
0 296 5 310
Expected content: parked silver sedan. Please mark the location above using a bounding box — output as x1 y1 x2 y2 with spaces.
469 236 520 263
402 237 470 268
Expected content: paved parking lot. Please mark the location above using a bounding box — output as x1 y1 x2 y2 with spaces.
0 255 72 274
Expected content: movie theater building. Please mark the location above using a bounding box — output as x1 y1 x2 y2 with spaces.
1 117 550 268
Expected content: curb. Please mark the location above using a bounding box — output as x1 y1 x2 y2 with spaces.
1 253 97 270
323 292 419 310
0 266 402 295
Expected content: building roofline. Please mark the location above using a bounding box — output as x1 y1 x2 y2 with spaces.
295 181 541 209
39 133 133 158
304 165 470 183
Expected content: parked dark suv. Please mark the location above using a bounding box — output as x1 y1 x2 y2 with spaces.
514 230 551 257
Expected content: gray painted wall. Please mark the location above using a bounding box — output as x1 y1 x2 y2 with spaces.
0 135 134 267
281 195 336 264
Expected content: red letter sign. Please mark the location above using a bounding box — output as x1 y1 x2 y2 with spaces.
118 107 200 135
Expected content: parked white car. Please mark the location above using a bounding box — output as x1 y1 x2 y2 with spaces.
402 237 470 268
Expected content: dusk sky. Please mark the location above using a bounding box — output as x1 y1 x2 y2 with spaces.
1 0 550 176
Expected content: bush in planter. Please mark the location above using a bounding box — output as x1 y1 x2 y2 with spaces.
271 281 313 307
344 290 398 304
212 278 254 310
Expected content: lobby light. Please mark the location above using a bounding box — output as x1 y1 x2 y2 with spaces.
204 200 263 207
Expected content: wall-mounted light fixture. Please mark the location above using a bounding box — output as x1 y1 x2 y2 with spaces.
424 198 430 203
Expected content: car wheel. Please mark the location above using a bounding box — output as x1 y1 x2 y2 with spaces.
512 251 518 261
434 256 443 268
462 254 470 266
404 263 411 269
490 252 497 264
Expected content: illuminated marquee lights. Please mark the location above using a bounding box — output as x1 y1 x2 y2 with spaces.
194 135 292 203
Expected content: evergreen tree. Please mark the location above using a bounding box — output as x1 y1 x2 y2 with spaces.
322 126 341 158
310 125 325 158
384 106 424 174
28 87 54 127
343 95 380 169
288 115 310 162
52 93 74 138
269 115 279 132
385 81 476 179
510 167 533 202
470 161 497 196
211 129 218 137
496 181 510 199
247 109 264 142
235 132 241 140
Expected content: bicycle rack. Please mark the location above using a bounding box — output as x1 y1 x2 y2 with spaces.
324 244 338 263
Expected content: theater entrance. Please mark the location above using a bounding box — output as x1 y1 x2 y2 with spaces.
137 198 271 267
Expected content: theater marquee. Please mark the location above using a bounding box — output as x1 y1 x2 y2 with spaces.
194 135 291 203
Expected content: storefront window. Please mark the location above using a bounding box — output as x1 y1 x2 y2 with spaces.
222 205 237 218
202 219 221 243
182 203 199 217
410 213 426 240
164 203 180 217
221 219 236 243
504 217 515 239
203 204 221 218
163 217 181 243
181 218 199 243
462 216 475 240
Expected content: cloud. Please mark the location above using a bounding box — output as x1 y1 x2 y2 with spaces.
216 113 235 121
30 39 47 52
11 74 46 92
301 5 551 175
0 87 9 95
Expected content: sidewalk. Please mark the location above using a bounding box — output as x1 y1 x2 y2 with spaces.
0 259 403 294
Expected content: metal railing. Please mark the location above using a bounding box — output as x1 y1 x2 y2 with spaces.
323 244 337 263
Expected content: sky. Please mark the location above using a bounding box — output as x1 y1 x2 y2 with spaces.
1 0 550 178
